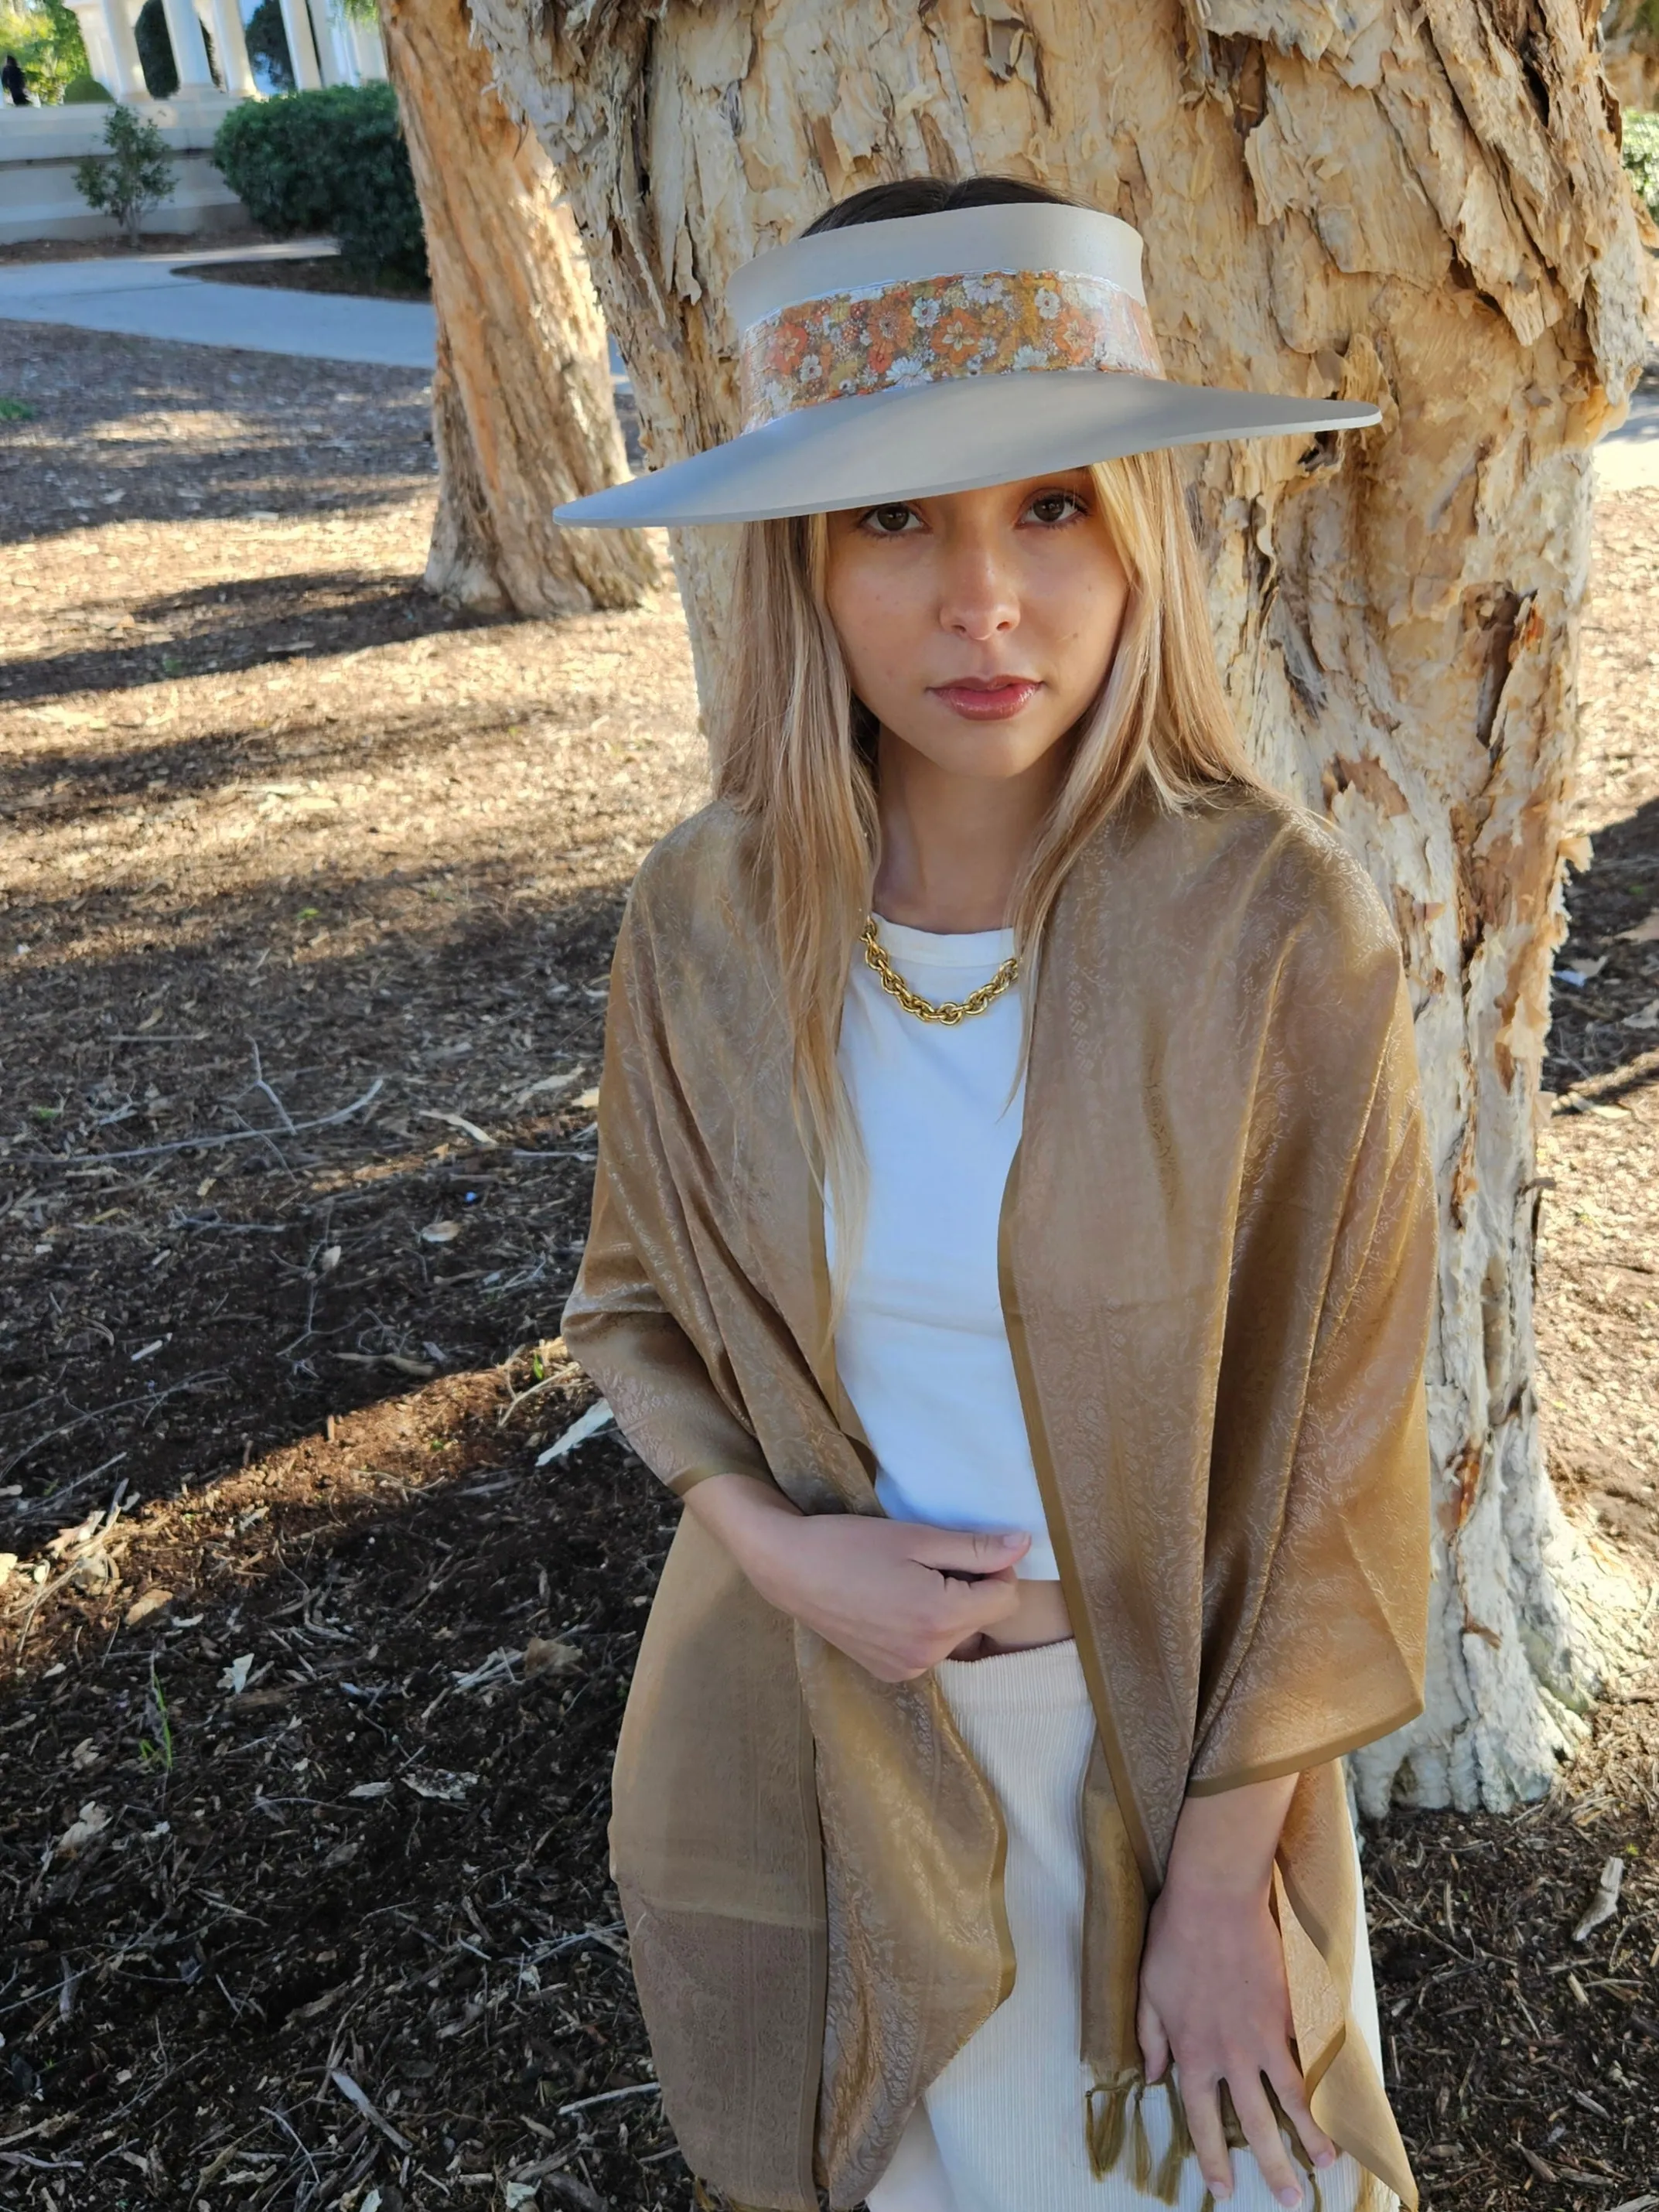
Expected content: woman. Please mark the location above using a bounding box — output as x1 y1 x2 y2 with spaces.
554 177 1435 2212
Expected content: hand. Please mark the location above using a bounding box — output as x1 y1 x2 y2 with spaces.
1136 1781 1336 2207
682 1474 1030 1680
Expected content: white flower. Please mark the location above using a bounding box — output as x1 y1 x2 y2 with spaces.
960 274 1010 305
886 354 931 381
1010 344 1053 371
1034 286 1063 320
798 353 823 381
913 296 944 326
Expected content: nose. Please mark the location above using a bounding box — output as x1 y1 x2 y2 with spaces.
937 533 1019 643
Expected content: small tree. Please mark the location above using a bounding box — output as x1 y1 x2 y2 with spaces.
0 0 90 101
73 104 176 247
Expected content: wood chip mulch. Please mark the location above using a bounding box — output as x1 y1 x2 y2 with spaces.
1 315 1656 2212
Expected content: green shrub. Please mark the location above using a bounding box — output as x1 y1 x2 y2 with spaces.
73 102 176 245
212 81 427 288
61 72 113 101
1626 110 1659 222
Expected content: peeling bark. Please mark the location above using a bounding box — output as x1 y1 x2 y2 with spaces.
1601 2 1659 110
469 0 1654 1808
377 0 655 616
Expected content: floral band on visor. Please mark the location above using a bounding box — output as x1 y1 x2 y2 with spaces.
738 267 1166 432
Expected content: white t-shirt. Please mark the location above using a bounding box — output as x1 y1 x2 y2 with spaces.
824 917 1060 1581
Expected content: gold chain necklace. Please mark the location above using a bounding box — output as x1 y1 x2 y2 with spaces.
859 915 1020 1027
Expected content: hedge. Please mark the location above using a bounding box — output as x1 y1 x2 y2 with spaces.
212 81 426 288
1626 110 1659 224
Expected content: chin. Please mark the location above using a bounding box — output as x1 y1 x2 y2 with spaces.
905 718 1074 782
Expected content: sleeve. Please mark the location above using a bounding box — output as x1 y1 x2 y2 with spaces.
1188 878 1438 1794
558 894 776 1498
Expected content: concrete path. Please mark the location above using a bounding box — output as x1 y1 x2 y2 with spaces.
0 239 435 370
1595 384 1659 494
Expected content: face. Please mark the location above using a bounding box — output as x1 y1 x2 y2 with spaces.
821 469 1132 786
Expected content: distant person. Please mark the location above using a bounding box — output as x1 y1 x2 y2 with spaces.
1 54 30 105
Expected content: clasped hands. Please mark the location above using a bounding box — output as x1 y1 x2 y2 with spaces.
684 1475 1337 2207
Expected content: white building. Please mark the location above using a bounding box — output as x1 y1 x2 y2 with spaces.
0 1 391 246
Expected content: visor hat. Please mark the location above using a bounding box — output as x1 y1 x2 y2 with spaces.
555 199 1378 529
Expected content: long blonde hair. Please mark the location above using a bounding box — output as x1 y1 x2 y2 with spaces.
710 445 1264 1297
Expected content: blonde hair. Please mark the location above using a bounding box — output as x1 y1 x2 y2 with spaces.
710 447 1264 1306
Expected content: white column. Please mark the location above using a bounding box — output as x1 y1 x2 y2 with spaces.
100 0 151 97
318 8 353 84
346 12 385 80
159 0 216 88
205 0 254 94
277 0 323 88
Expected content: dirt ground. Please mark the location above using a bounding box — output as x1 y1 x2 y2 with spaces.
0 316 1655 2212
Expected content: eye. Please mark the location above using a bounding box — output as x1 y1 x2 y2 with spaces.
1025 489 1088 527
860 503 922 536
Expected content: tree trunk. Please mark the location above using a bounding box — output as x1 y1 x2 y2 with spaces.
377 0 656 616
1601 3 1659 111
470 0 1654 1810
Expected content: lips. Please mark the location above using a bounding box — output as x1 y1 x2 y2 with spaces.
929 676 1043 721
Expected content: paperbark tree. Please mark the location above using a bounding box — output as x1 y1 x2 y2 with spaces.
1601 2 1659 111
469 0 1653 1811
377 0 655 616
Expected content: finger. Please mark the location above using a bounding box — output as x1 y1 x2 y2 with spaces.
936 1574 1025 1637
1135 1994 1170 2084
1180 2074 1233 2201
1228 2071 1302 2209
1265 2053 1336 2172
904 1525 1031 1577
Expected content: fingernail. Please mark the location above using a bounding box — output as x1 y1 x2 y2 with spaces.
995 1532 1026 1547
1314 2150 1337 2170
1277 2190 1302 2209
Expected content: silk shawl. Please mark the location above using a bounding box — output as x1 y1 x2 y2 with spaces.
561 780 1436 2212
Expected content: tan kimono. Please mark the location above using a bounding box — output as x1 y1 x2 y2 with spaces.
561 779 1436 2212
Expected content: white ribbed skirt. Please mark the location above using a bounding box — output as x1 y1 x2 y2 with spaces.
865 1638 1391 2212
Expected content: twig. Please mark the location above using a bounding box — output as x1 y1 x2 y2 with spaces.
15 1077 384 1167
5 1450 127 1519
555 2082 659 2118
260 2106 320 2185
2 1371 227 1480
246 1039 297 1136
327 2070 412 2153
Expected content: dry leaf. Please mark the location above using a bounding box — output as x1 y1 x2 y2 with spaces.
417 1109 498 1147
402 1769 476 1801
1572 1855 1625 1941
219 1653 254 1695
534 1399 614 1465
524 1637 582 1678
123 1587 173 1627
346 1780 394 1800
419 1219 462 1244
54 1801 111 1859
384 1352 436 1377
1615 908 1659 943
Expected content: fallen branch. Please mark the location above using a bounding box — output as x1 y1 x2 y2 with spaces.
15 1077 384 1168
